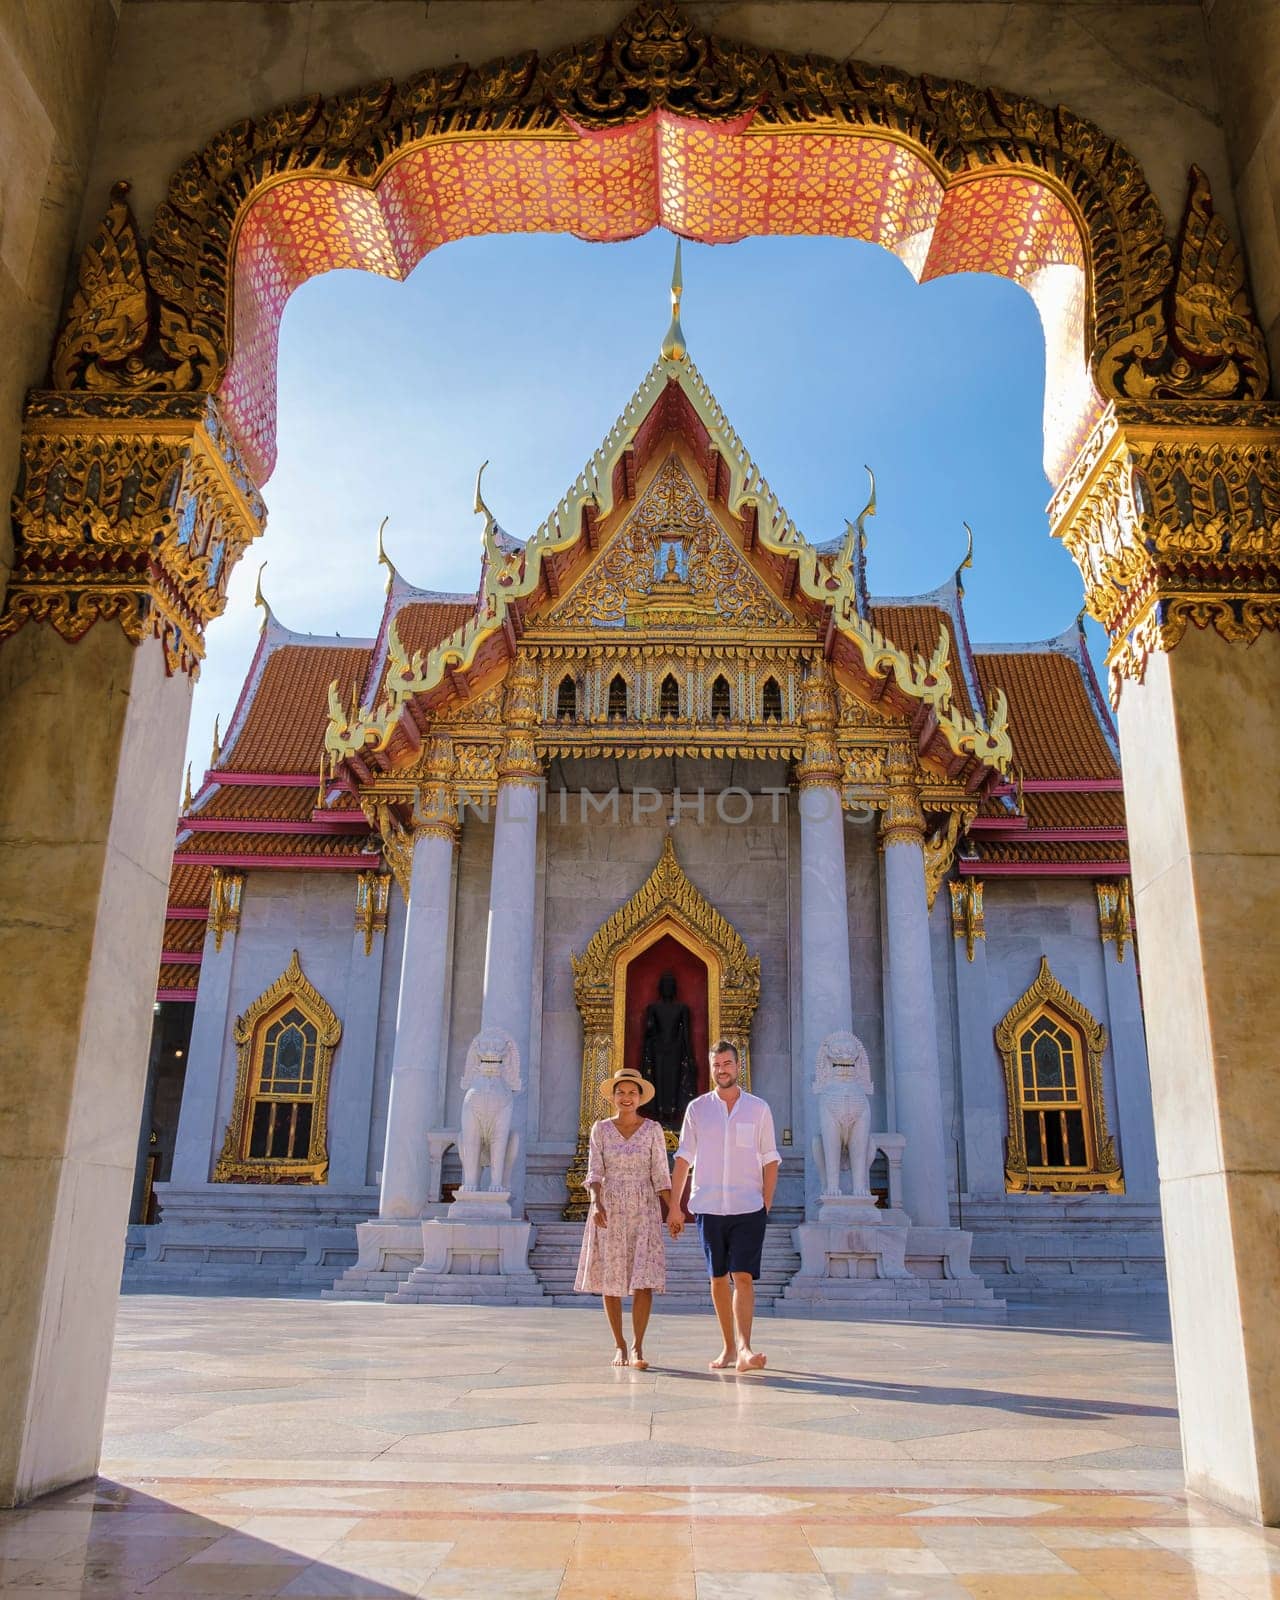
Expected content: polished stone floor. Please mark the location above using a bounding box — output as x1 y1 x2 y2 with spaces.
3 1293 1278 1597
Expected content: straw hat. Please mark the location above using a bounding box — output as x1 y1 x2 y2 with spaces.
598 1065 656 1106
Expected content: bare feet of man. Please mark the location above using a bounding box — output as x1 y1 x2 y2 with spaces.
735 1348 767 1372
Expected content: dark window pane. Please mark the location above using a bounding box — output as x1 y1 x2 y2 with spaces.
556 676 576 719
269 1104 294 1158
293 1102 313 1156
711 675 730 718
1042 1112 1066 1166
1023 1110 1045 1167
1065 1110 1087 1167
660 674 680 717
1032 1033 1064 1092
249 1101 272 1157
608 675 627 718
762 677 782 722
273 1027 305 1083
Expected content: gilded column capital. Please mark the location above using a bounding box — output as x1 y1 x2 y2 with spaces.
1050 399 1280 703
879 744 926 849
796 658 842 790
497 653 545 788
1 391 264 676
410 735 460 843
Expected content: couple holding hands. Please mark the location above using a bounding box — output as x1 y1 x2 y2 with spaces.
573 1040 780 1373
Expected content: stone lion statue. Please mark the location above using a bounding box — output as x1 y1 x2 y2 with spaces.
459 1028 521 1193
812 1031 874 1200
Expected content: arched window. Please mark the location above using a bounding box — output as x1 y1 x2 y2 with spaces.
556 674 577 720
214 951 341 1184
608 673 628 720
711 674 731 720
660 673 680 718
761 676 783 722
995 957 1122 1193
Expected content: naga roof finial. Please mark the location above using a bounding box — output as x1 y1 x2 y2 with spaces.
955 521 974 595
210 714 221 768
252 560 274 629
660 237 686 362
182 762 193 812
376 515 396 593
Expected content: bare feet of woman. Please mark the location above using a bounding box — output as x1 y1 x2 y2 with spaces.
612 1346 629 1367
736 1348 767 1372
630 1346 649 1370
709 1349 735 1370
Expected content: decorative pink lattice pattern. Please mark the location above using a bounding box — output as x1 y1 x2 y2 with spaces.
219 118 1097 486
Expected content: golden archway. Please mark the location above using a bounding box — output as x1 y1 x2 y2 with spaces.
563 834 760 1218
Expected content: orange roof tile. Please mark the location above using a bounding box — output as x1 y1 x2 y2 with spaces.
1024 791 1126 830
223 643 372 775
974 651 1117 781
158 962 200 992
371 599 475 703
869 604 975 719
168 863 212 907
193 785 319 823
175 831 374 860
162 919 206 954
976 840 1129 865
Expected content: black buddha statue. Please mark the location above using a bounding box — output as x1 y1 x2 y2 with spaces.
641 970 696 1124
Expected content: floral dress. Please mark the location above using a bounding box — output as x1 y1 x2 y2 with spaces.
574 1116 670 1296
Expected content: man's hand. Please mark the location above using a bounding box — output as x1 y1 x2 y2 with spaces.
667 1213 684 1239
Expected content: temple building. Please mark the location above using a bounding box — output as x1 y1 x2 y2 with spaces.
127 281 1163 1304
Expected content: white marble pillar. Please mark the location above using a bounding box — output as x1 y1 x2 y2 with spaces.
327 874 392 1193
881 758 950 1228
1096 888 1160 1201
797 663 856 1217
377 827 456 1218
949 883 1006 1198
170 886 240 1186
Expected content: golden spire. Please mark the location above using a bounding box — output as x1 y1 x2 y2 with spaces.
182 762 193 811
376 515 396 594
660 238 686 362
252 560 273 629
955 521 974 595
210 714 221 767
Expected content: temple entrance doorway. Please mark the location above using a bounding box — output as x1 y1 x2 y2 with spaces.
623 933 708 1130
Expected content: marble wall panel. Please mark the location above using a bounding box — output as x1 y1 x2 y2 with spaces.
443 818 492 1126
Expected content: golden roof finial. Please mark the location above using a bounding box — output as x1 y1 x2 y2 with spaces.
252 560 273 629
956 521 974 594
316 754 327 811
660 238 686 362
210 714 221 768
182 762 193 811
376 515 396 594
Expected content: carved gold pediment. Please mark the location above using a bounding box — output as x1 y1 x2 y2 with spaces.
547 454 793 632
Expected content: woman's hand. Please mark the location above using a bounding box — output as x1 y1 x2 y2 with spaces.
592 1201 608 1229
668 1213 684 1239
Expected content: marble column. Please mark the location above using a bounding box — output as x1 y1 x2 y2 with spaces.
478 661 543 1213
1117 628 1280 1522
377 825 456 1218
1095 884 1159 1201
170 877 241 1187
327 872 393 1193
949 882 1006 1198
881 752 950 1228
0 628 192 1506
797 663 855 1216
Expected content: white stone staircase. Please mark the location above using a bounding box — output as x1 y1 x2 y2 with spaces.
529 1220 801 1307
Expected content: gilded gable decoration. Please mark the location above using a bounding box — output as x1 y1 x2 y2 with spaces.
214 951 342 1184
548 455 791 631
1096 879 1134 963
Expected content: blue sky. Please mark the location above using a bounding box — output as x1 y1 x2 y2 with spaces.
188 229 1098 779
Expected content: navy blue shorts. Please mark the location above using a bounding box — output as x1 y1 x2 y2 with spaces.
697 1208 768 1280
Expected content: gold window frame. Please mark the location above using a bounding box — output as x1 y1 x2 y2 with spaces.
214 950 342 1184
995 956 1123 1194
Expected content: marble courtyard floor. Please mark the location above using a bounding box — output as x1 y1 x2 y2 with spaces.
3 1294 1279 1597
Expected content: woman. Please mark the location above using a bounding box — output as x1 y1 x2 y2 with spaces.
574 1065 672 1368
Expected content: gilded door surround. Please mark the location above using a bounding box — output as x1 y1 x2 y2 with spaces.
5 0 1276 705
562 834 760 1218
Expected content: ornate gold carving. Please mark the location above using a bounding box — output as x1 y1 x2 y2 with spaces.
498 653 543 787
950 879 985 961
355 870 392 955
563 834 760 1217
879 744 926 848
1050 399 1280 701
411 735 460 840
797 658 842 790
995 956 1123 1194
548 455 791 631
208 868 243 953
1099 166 1269 405
2 394 264 674
360 798 415 899
214 950 342 1184
52 183 152 391
1096 879 1134 964
923 812 965 910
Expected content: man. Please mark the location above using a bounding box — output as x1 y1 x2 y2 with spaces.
668 1040 780 1372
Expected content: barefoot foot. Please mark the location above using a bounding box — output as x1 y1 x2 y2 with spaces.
709 1349 735 1370
736 1349 767 1372
630 1346 649 1370
612 1346 629 1367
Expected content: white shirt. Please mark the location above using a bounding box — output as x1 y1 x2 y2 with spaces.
675 1089 781 1216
